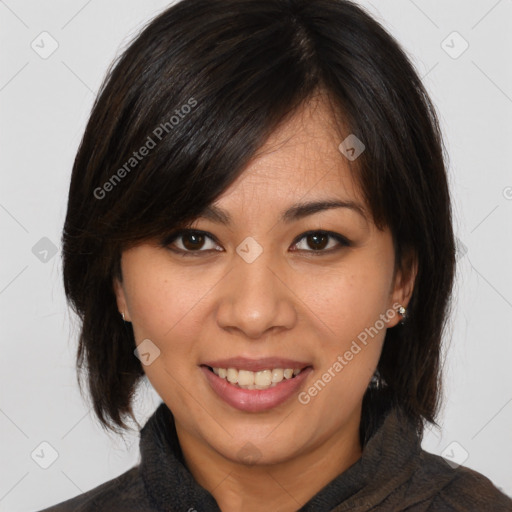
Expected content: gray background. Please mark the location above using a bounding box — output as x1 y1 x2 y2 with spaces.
1 1 511 510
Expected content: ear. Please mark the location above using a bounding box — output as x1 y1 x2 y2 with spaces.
113 276 131 322
386 248 418 328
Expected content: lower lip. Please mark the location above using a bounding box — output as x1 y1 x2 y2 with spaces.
200 365 313 413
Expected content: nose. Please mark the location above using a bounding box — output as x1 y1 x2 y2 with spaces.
215 247 297 339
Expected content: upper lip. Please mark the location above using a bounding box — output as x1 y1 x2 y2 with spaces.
201 357 312 372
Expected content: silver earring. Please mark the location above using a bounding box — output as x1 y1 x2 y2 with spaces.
121 312 126 322
398 305 407 324
369 369 382 389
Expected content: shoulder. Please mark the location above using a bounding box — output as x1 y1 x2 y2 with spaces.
413 449 512 511
35 466 152 512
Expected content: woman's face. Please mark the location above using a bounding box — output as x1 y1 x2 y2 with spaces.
114 97 415 467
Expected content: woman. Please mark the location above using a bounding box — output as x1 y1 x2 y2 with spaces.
39 0 512 510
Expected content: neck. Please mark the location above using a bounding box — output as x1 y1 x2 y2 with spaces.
175 411 363 512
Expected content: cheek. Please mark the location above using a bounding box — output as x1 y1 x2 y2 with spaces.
301 257 393 345
121 257 215 409
121 252 222 371
123 252 191 334
297 250 394 407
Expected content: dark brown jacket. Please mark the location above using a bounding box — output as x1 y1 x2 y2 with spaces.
37 401 512 511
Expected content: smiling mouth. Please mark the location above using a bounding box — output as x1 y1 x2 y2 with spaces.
203 365 311 390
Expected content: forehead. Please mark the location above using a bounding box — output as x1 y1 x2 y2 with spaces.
213 95 365 214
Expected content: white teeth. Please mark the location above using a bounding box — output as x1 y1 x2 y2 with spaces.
210 366 305 390
227 368 238 384
254 370 272 386
238 369 254 386
271 368 284 382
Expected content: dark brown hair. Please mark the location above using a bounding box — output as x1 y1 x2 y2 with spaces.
62 0 455 439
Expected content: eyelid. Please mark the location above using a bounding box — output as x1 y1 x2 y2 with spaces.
161 228 351 255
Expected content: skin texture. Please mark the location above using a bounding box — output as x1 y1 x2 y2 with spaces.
114 95 417 511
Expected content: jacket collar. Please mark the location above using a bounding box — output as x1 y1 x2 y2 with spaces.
139 401 422 511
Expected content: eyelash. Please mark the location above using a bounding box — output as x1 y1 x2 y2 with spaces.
161 229 351 257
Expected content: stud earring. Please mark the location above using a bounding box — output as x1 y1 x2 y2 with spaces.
398 305 407 324
368 369 382 389
121 312 126 322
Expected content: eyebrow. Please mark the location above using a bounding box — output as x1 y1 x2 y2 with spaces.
198 199 368 225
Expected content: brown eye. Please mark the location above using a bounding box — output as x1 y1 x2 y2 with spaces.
292 230 351 254
182 232 206 250
305 233 329 250
163 229 221 254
